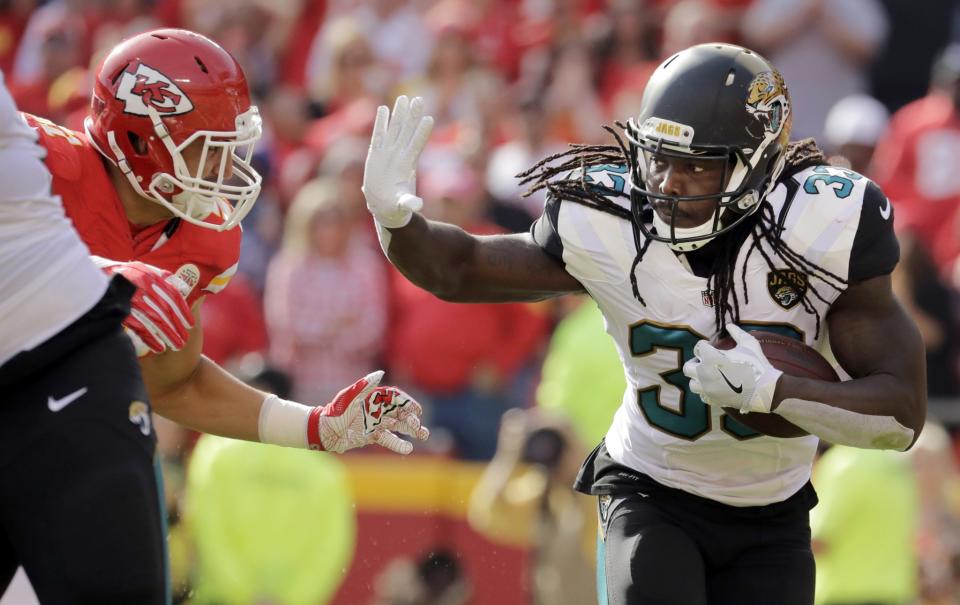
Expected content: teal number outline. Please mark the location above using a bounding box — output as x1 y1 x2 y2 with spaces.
802 166 863 199
628 321 804 441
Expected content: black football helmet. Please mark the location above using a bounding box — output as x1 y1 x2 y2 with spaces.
625 43 792 251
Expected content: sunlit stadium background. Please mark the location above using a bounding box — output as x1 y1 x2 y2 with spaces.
1 0 959 603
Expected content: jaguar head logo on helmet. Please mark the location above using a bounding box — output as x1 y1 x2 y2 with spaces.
745 70 790 140
85 29 263 232
624 43 791 252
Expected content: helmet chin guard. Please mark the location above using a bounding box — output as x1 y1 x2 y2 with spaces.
145 105 262 230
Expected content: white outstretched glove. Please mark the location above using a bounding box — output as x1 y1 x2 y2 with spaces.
682 324 783 414
308 371 430 454
361 95 435 229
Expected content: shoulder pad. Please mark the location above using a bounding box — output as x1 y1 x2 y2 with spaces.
771 165 897 281
21 113 90 182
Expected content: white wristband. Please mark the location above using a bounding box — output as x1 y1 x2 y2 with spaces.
258 394 312 448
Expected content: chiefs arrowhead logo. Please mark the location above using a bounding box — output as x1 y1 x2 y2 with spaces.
116 63 193 117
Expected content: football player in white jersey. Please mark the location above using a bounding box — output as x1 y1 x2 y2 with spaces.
362 43 926 605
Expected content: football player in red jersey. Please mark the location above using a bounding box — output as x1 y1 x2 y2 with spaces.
42 27 427 454
3 29 428 603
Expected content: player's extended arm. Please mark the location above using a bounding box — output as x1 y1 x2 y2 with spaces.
386 215 582 302
141 302 429 454
684 274 926 450
363 96 582 302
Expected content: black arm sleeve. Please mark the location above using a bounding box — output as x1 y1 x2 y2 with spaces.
530 194 565 263
849 180 900 282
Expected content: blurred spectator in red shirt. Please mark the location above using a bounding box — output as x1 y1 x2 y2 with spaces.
387 157 550 460
88 0 160 60
586 0 658 114
201 272 269 366
260 84 311 201
425 0 524 80
661 0 735 57
0 0 36 74
275 0 325 88
306 0 432 104
302 15 386 143
399 22 502 132
865 56 960 398
307 16 381 111
11 0 92 84
265 178 388 404
872 43 960 273
317 135 381 249
9 18 84 120
742 0 888 142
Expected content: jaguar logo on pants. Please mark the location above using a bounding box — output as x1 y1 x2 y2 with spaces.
129 401 152 436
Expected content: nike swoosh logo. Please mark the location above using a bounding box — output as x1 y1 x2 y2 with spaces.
717 369 743 394
48 387 88 412
879 197 891 220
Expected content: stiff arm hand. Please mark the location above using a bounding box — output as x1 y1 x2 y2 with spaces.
362 95 434 229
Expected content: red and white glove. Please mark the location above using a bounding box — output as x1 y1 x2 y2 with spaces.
93 257 194 357
309 371 429 454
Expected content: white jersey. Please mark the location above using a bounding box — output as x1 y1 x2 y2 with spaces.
0 71 107 367
532 163 898 506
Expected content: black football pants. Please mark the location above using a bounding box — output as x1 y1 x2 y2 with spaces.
597 483 816 605
0 277 167 604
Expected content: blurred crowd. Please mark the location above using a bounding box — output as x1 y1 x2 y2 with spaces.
4 0 960 603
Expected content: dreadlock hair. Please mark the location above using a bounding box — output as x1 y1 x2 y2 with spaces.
517 129 848 338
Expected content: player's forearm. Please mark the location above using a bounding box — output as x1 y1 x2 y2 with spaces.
771 373 924 450
149 356 267 442
380 213 478 300
383 216 582 302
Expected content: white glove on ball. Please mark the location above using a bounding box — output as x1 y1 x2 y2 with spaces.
682 324 783 414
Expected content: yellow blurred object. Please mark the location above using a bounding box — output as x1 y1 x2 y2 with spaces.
185 436 356 605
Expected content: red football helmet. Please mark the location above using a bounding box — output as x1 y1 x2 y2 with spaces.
85 29 262 231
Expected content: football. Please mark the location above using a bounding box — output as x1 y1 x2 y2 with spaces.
712 330 840 438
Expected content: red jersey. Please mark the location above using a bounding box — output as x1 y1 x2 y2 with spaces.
871 93 960 271
23 113 242 307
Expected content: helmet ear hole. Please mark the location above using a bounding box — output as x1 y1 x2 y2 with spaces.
128 132 148 155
